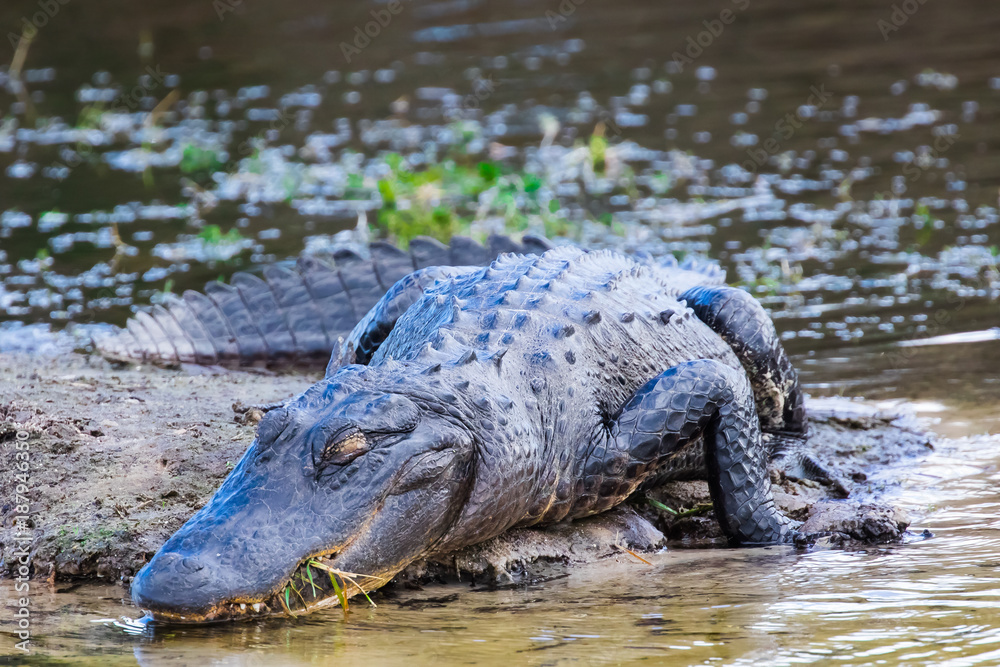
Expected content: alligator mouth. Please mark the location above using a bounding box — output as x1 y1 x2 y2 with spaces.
270 554 386 617
137 552 387 625
137 597 278 625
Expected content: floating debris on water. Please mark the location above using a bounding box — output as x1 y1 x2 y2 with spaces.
92 615 154 637
0 42 995 361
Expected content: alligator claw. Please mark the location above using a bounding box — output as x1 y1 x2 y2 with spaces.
232 399 290 425
789 529 849 548
768 433 851 498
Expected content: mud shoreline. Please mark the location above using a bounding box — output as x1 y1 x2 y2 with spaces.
0 347 933 593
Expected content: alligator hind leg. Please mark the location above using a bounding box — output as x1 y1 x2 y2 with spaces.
613 359 793 545
680 286 850 495
680 285 805 435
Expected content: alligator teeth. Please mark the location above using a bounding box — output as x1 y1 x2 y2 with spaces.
252 603 262 612
240 603 246 611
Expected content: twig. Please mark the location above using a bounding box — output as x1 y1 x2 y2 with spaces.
613 543 652 565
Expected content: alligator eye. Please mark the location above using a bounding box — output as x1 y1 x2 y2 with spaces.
320 428 370 466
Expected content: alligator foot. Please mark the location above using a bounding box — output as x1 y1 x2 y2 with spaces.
767 432 851 498
681 285 806 434
232 399 290 425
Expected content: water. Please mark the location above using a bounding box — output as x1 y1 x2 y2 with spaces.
4 421 1000 665
2 0 1000 662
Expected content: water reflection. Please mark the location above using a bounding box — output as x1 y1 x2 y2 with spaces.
2 424 996 665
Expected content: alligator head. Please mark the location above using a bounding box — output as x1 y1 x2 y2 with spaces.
131 366 475 623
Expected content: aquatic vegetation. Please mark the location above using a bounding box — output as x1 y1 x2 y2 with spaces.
589 126 608 173
151 226 254 263
196 224 246 245
179 143 224 178
367 153 559 244
0 51 996 352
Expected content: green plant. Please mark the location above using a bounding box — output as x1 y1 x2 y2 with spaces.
75 103 105 130
197 224 246 245
180 143 223 176
589 131 607 173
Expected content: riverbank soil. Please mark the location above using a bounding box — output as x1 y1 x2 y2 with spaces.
1 350 932 588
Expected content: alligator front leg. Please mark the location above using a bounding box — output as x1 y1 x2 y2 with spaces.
327 265 482 373
680 285 805 435
613 359 794 545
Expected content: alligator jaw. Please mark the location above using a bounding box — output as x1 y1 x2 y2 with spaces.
137 599 275 625
266 553 384 617
136 551 371 624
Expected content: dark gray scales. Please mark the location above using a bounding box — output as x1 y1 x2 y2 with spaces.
99 238 813 548
95 234 553 368
130 240 826 623
337 247 800 547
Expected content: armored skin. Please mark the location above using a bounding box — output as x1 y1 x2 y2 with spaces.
95 235 553 368
126 243 807 623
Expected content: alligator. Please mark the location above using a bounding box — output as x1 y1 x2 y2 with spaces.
96 234 554 368
119 238 812 623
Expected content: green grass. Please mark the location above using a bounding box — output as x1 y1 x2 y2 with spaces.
589 132 607 173
368 152 560 245
197 224 246 245
645 496 714 518
180 143 223 177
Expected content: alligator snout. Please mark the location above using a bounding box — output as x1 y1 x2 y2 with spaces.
133 550 286 623
132 552 224 621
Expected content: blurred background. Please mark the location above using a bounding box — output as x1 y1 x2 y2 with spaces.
0 0 998 418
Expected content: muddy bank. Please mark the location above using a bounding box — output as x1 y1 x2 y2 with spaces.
0 348 933 589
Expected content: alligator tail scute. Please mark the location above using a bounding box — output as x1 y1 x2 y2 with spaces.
94 234 553 368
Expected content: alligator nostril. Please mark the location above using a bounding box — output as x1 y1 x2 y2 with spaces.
132 551 219 614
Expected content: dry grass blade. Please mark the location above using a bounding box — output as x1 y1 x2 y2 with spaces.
288 581 308 608
307 559 384 608
9 32 36 124
146 88 180 128
10 32 33 79
613 543 653 565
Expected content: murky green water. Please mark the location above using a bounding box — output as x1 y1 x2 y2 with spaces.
2 0 1000 663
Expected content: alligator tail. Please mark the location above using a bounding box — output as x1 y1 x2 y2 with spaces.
94 234 553 368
